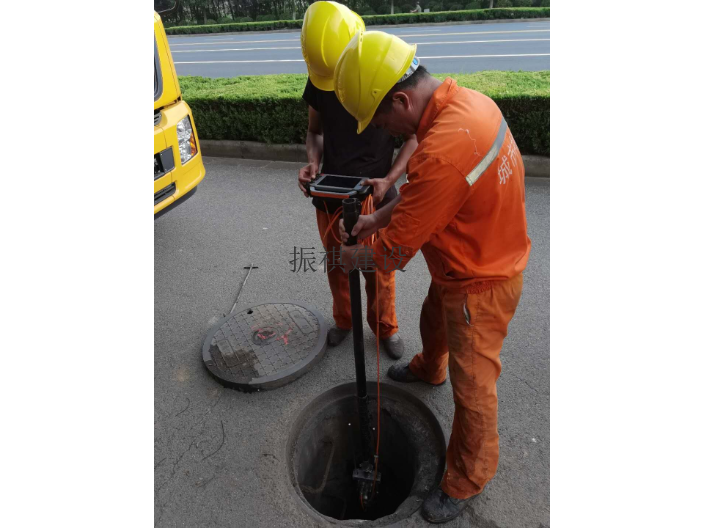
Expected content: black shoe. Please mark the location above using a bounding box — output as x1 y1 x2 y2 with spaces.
421 487 471 524
381 333 404 360
387 363 446 385
327 327 350 347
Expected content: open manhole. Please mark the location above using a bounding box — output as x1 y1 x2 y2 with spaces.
287 382 446 526
202 301 327 392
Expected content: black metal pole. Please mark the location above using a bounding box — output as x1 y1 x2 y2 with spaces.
343 198 373 462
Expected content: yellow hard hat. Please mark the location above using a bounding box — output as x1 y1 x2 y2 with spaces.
333 31 418 134
301 1 365 91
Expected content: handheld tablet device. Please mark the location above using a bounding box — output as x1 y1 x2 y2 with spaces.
306 174 371 200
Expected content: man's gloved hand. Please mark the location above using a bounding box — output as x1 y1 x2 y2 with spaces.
363 177 392 205
298 162 318 197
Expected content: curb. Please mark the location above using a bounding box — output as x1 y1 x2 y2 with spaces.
200 139 549 178
364 17 550 29
202 140 306 163
167 17 550 38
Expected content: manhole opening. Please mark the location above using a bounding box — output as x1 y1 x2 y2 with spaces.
299 403 413 520
288 383 446 526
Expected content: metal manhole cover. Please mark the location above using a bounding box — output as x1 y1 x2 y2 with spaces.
202 301 328 392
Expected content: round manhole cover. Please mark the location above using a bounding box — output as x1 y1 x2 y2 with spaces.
202 301 328 392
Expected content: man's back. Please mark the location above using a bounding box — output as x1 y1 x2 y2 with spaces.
386 78 531 287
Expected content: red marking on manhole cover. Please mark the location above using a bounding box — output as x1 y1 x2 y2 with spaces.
275 328 293 345
252 327 277 344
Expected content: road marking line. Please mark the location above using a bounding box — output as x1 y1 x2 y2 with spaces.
171 38 299 46
418 53 550 59
417 38 550 46
172 39 549 54
376 29 549 38
173 46 301 53
174 53 550 65
174 59 306 64
170 29 444 42
169 29 548 46
392 29 442 35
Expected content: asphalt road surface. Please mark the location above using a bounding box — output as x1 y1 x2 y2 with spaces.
169 20 550 78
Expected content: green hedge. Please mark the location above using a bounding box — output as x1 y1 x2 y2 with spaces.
166 8 549 35
180 71 549 156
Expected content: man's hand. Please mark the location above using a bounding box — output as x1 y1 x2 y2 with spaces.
338 214 379 244
298 162 318 197
364 177 392 205
340 244 364 274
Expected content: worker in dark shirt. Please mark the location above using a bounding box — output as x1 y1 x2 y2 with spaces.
297 1 418 358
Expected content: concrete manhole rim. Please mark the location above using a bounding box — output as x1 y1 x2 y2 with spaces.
202 300 328 392
286 381 447 527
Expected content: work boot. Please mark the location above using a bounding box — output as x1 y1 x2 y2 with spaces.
421 487 472 524
387 363 446 385
381 333 404 359
327 327 350 347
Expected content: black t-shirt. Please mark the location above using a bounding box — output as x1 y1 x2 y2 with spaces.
302 78 398 212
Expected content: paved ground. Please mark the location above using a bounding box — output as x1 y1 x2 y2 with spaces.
168 20 550 78
154 157 550 527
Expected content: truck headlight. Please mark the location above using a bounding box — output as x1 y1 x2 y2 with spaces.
176 116 197 165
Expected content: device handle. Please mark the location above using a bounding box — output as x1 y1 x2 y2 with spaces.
342 198 360 246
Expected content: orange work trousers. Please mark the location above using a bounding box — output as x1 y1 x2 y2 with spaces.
409 273 524 499
315 208 398 339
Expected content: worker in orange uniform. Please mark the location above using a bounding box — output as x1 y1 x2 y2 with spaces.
298 2 418 358
335 31 531 523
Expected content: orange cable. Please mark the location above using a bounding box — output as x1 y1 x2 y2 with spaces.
323 202 343 245
367 194 381 498
327 194 382 501
371 270 381 497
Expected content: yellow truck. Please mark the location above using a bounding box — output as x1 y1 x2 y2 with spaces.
154 11 205 217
